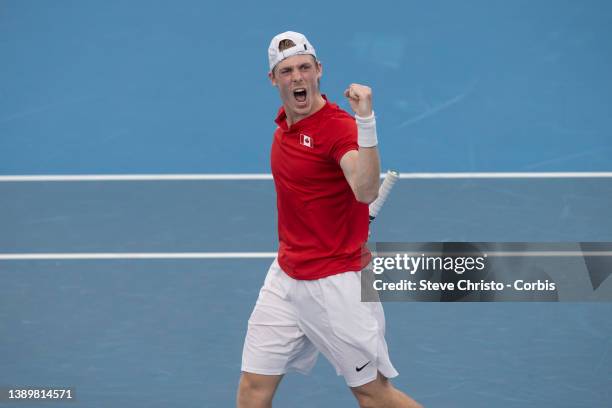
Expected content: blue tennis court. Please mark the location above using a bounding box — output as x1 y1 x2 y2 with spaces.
2 1 611 407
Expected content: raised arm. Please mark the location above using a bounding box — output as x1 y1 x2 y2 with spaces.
340 83 381 204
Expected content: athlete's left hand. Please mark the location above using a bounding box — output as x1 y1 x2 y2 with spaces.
344 83 373 117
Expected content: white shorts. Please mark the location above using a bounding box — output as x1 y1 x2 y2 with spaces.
241 259 399 387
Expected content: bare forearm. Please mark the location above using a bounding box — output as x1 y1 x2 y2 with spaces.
353 146 380 203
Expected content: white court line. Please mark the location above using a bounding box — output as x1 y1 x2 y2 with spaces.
0 252 278 261
0 174 274 182
2 251 612 261
400 172 612 179
1 172 612 182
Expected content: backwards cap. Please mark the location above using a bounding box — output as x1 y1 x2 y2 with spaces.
268 31 317 72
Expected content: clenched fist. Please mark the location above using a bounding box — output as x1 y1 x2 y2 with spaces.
344 83 373 117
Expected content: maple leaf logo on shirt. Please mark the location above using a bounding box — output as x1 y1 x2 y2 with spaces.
300 134 314 148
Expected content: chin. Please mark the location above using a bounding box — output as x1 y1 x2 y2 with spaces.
294 106 310 115
293 101 311 114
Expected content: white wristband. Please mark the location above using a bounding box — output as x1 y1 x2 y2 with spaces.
356 111 378 147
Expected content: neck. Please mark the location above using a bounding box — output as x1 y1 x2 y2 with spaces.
285 93 326 127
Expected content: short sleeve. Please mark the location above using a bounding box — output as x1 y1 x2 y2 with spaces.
328 116 359 164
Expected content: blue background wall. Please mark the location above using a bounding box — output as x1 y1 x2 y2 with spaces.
2 0 611 174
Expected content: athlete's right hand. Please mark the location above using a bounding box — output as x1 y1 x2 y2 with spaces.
344 83 373 117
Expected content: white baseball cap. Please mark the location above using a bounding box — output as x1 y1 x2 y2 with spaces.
268 31 317 72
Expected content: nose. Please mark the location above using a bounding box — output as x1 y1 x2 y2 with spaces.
291 69 304 83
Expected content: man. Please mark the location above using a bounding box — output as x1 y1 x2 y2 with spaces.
237 31 423 408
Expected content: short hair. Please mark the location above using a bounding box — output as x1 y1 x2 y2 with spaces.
278 39 296 51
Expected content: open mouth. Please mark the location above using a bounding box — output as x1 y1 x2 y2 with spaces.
293 88 307 103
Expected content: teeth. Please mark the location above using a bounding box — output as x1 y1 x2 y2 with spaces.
294 88 306 93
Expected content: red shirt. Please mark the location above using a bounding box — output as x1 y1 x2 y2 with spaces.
271 96 372 280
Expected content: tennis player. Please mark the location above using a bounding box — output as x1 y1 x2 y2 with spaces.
237 31 422 408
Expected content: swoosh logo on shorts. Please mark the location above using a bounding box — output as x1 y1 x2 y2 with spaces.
355 361 370 372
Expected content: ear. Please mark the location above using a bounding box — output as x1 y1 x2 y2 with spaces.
316 61 323 81
268 71 277 87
